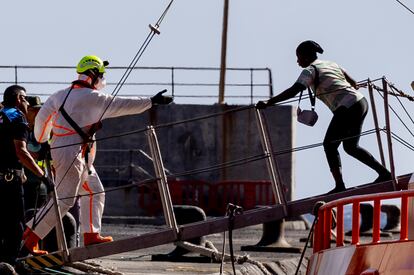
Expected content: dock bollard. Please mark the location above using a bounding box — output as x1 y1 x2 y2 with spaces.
241 216 302 253
345 203 391 237
381 204 400 233
151 205 207 262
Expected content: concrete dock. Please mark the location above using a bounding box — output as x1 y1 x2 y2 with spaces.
74 221 310 275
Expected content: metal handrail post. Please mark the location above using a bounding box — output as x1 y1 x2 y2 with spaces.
171 67 175 98
255 108 287 214
250 68 254 105
147 127 171 224
267 68 274 97
45 157 70 262
14 65 18 84
382 77 397 190
368 80 386 166
146 126 179 234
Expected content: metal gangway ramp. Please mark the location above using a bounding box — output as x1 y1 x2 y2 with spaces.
21 77 414 270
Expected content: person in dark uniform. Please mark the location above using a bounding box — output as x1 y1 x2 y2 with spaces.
0 85 51 265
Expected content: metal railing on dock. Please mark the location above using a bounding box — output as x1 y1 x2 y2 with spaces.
0 65 273 105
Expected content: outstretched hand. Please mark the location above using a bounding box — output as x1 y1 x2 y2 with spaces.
255 100 268 109
151 89 173 105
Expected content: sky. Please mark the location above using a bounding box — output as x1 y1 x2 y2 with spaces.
0 0 413 199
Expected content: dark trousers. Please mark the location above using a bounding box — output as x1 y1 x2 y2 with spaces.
0 177 25 265
323 98 384 173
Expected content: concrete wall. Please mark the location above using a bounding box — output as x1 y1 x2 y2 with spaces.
94 104 295 216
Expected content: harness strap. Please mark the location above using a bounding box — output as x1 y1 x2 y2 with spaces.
58 81 102 174
59 83 91 143
298 64 319 111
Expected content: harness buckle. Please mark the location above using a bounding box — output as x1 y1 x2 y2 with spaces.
4 172 14 182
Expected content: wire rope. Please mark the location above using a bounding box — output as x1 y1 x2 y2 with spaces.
372 87 414 139
394 0 414 15
48 77 407 151
30 0 175 231
98 0 174 122
49 105 253 150
37 77 414 208
388 85 414 125
391 131 414 151
52 129 380 201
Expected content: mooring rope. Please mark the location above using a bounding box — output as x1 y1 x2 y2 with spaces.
67 261 124 275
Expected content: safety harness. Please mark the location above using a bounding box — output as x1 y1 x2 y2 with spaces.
59 80 102 174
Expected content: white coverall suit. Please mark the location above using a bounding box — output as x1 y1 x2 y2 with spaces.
27 82 152 239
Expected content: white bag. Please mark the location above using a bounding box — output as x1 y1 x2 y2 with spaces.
297 107 318 127
297 64 319 127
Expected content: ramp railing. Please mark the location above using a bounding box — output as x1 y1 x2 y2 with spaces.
20 74 414 265
313 189 414 253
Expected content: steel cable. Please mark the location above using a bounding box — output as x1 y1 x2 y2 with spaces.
52 129 380 202
169 154 268 178
29 0 175 231
40 78 413 206
391 131 414 151
31 147 84 228
49 105 253 150
388 84 414 124
57 177 159 201
48 77 396 150
153 105 252 129
394 0 414 15
99 0 174 122
372 86 414 139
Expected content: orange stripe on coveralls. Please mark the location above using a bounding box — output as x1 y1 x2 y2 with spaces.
82 181 94 232
52 113 76 133
52 114 77 137
38 112 55 141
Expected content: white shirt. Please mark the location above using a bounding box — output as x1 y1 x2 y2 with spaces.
295 59 363 111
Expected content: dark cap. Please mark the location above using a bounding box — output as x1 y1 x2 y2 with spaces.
26 96 42 108
296 40 324 56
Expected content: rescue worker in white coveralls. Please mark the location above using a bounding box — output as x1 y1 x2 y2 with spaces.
23 55 173 255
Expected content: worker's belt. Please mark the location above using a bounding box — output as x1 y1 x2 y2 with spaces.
0 169 23 182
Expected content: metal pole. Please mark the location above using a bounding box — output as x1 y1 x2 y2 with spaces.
267 68 274 97
146 126 179 234
171 67 175 98
218 0 229 104
44 155 70 261
368 80 386 166
250 68 254 105
382 77 397 190
14 66 18 84
255 108 287 214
